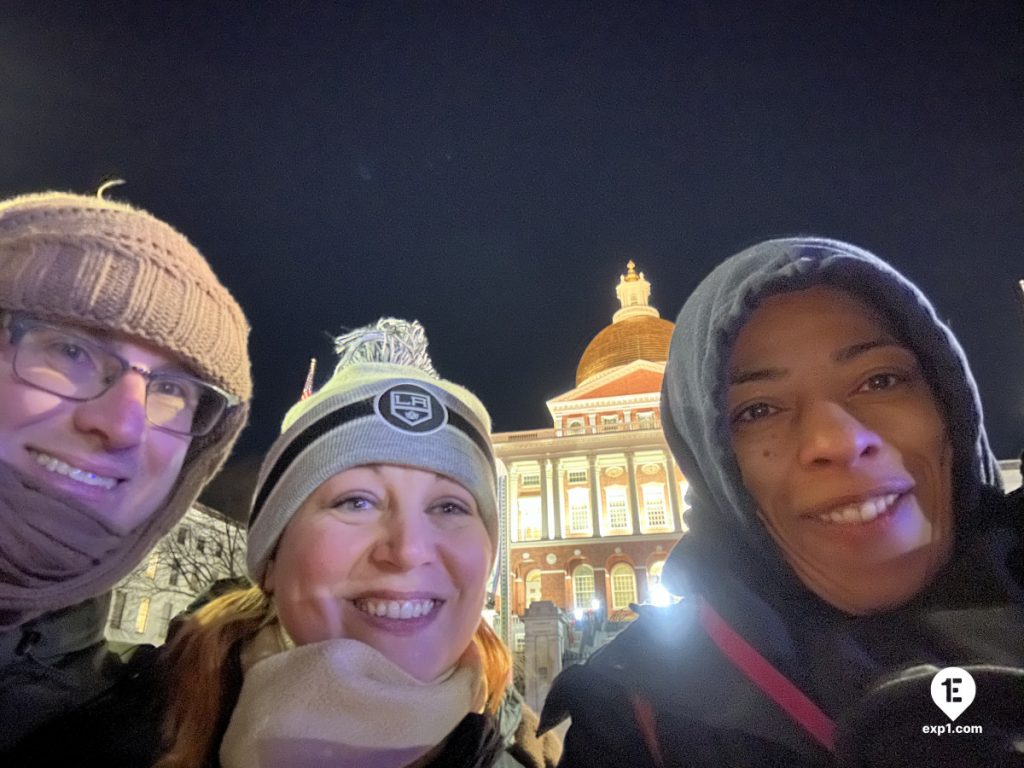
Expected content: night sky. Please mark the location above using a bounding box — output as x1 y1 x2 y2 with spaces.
3 2 1022 478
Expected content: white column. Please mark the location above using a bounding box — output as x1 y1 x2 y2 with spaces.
508 466 520 542
626 452 642 534
663 451 682 532
589 455 601 537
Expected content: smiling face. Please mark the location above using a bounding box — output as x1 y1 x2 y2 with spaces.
726 286 954 614
265 464 493 682
0 322 191 534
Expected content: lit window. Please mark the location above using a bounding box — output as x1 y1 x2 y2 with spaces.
637 411 656 428
572 564 595 611
567 488 591 535
135 597 151 633
521 473 540 488
525 569 542 609
600 414 620 432
517 497 542 541
144 552 159 579
566 419 585 435
610 563 637 611
643 484 667 529
567 469 587 484
109 590 127 630
606 486 629 530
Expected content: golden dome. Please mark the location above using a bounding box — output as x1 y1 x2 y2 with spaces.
575 314 674 385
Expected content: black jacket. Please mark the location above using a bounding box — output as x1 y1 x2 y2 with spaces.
540 599 829 768
541 489 1024 768
0 595 124 752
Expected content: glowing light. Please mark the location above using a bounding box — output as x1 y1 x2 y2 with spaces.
649 583 672 607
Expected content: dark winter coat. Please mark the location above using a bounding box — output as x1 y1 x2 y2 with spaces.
540 238 1024 767
541 490 1024 768
0 594 124 752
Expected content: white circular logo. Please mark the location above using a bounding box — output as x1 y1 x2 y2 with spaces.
930 667 976 722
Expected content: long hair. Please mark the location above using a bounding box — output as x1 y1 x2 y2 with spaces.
155 586 274 768
156 587 514 767
474 618 513 712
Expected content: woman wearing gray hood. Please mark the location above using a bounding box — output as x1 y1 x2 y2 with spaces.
540 238 1024 767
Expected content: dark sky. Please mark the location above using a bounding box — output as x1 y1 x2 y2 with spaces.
2 1 1023 467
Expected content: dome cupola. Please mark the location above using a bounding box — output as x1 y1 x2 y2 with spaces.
575 261 674 386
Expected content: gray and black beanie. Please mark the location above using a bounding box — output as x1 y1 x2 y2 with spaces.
247 318 497 584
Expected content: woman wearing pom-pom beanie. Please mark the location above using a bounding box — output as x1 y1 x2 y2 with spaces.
155 318 561 768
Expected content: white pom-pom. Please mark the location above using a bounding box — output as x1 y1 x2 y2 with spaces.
332 318 438 378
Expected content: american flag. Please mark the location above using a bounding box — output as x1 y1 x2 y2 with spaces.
300 358 317 401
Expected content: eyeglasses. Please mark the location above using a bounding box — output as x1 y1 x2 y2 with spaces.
2 312 239 437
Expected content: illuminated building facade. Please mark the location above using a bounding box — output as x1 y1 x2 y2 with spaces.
494 262 687 627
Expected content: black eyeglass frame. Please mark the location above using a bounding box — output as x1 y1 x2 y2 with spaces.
1 311 240 437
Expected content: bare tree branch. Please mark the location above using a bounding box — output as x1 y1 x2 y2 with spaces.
119 503 248 602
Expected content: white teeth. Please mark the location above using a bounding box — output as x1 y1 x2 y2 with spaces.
355 598 436 620
31 451 118 490
818 494 899 525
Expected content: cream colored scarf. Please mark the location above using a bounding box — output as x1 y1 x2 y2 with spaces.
220 625 487 768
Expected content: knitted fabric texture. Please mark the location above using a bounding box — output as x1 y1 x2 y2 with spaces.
0 191 252 616
220 632 487 768
0 191 250 399
247 318 496 583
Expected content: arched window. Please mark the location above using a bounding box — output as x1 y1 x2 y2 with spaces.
572 564 595 611
609 563 637 611
525 568 542 609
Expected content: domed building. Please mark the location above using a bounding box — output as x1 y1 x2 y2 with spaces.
492 261 689 650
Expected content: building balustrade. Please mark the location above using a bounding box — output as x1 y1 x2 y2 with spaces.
494 418 663 444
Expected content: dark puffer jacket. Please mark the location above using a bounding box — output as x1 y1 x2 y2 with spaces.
540 238 1024 767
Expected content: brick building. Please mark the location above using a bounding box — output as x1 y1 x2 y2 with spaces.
494 262 687 627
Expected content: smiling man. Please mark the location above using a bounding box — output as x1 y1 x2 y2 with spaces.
541 238 1024 767
0 191 251 748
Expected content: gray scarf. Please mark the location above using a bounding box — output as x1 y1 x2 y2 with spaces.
0 459 122 630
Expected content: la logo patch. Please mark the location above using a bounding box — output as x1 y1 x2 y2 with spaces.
375 384 447 434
